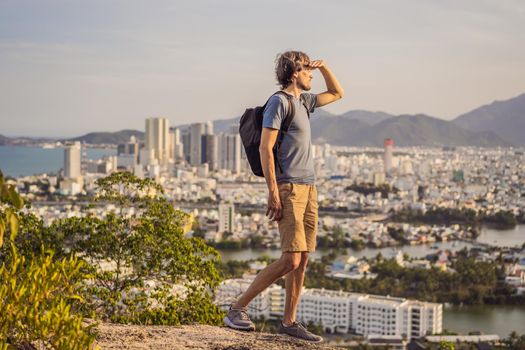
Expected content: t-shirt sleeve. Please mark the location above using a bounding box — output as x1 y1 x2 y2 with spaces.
262 95 286 130
301 93 317 113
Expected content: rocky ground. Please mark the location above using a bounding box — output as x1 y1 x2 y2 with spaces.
95 323 340 350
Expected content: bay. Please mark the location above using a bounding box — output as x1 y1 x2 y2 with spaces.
0 145 116 177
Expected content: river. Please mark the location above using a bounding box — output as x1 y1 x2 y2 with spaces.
444 304 525 337
218 240 475 262
218 225 525 262
477 225 525 248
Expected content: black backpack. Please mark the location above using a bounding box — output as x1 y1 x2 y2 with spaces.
239 91 309 177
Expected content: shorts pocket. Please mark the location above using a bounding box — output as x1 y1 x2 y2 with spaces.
278 183 294 200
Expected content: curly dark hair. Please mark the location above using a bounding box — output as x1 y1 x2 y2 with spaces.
275 51 311 89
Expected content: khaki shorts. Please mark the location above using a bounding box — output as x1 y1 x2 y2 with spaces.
277 183 318 253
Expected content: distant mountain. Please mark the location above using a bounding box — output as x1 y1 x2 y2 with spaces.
310 108 336 119
310 110 394 145
213 117 241 134
0 134 56 146
454 93 525 145
337 110 393 125
311 117 369 145
366 114 510 147
66 129 144 144
313 114 511 147
210 109 509 147
0 134 10 145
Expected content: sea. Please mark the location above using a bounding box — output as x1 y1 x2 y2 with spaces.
0 145 116 177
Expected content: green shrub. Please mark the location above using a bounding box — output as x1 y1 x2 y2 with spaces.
0 170 96 350
51 172 224 325
0 253 96 350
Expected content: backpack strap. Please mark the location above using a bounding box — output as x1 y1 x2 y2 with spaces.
264 91 310 174
274 91 295 133
273 91 294 174
299 94 310 119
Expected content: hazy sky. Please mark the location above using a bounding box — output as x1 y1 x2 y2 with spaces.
1 0 524 137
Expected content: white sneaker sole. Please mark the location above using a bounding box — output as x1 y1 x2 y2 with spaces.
279 331 323 343
224 316 255 331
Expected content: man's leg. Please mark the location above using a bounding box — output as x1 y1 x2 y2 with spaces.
233 252 301 309
277 185 323 342
283 252 309 325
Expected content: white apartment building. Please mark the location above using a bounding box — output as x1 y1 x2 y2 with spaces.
218 202 235 233
216 278 442 339
215 277 280 319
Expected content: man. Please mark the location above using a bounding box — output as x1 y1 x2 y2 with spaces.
224 51 344 342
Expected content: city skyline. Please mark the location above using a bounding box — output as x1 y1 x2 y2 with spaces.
1 0 524 137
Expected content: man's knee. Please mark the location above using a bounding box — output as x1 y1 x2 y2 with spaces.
298 252 309 270
291 252 308 274
281 252 302 272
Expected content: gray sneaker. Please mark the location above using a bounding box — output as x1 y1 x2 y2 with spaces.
223 305 256 331
278 321 323 343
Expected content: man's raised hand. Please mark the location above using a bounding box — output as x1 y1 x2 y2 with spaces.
308 60 325 69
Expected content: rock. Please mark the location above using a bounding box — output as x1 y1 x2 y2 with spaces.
95 323 338 350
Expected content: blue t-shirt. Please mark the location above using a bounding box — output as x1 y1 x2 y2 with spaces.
262 91 317 184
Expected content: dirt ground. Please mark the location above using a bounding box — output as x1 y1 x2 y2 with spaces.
95 323 339 350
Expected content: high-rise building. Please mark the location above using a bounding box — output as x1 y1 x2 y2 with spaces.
205 121 214 135
202 134 219 171
181 129 191 162
145 117 170 166
190 123 205 165
219 133 241 173
64 142 81 179
174 143 184 161
383 138 394 174
117 136 139 169
169 127 181 160
218 202 235 233
139 148 156 167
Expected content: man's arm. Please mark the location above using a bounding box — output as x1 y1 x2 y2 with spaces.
310 60 344 107
260 128 282 221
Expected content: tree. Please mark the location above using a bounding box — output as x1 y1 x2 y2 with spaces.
0 170 96 349
506 331 525 350
51 172 224 325
439 341 455 350
350 239 365 250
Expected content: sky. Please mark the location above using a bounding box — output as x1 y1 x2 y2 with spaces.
1 0 524 137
